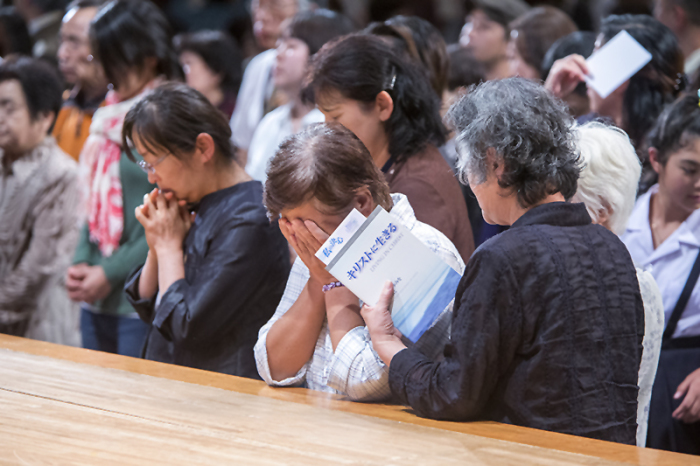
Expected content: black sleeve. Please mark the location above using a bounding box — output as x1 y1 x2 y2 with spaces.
149 221 279 350
388 248 522 420
123 265 157 324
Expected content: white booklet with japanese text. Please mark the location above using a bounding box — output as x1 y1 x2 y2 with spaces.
315 206 462 342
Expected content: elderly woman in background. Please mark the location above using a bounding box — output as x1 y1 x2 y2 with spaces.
573 121 664 447
362 78 644 445
0 57 80 344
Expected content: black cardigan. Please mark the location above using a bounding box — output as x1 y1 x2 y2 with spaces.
389 202 644 445
124 181 290 379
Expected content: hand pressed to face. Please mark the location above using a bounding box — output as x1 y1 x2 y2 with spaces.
135 189 193 255
279 217 335 284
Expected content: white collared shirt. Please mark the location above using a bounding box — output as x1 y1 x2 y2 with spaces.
621 184 700 338
254 194 465 401
245 104 324 183
229 49 277 151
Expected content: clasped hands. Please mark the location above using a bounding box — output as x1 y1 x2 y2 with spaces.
135 188 194 256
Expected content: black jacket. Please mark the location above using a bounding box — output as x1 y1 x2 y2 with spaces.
389 202 644 445
124 181 290 378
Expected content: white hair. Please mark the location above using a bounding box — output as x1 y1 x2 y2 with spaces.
574 122 641 235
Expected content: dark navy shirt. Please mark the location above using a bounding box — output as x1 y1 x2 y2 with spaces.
125 181 290 378
389 202 644 445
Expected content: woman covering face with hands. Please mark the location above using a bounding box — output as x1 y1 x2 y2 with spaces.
122 83 290 378
253 123 464 402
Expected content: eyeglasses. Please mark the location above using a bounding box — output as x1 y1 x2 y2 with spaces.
137 153 169 174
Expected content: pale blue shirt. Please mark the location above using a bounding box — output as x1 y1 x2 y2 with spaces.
621 184 700 338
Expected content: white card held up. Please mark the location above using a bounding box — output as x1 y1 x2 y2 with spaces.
585 30 652 99
315 208 365 265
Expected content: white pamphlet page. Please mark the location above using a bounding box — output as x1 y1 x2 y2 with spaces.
585 30 652 99
317 206 462 343
315 208 366 264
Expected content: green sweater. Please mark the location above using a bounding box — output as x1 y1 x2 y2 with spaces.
73 151 155 315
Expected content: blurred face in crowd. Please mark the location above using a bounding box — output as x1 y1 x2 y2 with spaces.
0 79 53 157
653 0 676 31
460 9 509 65
651 138 700 216
507 35 540 80
273 30 309 92
58 6 104 88
251 0 298 50
180 51 222 102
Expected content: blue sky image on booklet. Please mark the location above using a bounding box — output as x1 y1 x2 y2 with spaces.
323 206 462 343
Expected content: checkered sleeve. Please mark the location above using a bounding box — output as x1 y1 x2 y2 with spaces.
254 257 311 387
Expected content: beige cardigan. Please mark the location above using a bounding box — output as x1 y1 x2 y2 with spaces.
0 137 81 345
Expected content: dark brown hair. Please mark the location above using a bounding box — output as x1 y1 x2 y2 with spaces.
122 82 235 162
174 30 243 95
305 33 446 164
264 123 393 219
509 6 578 80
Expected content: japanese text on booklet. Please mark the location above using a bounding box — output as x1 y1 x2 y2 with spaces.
316 206 462 343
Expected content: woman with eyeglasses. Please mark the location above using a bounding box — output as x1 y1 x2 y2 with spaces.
66 0 179 357
122 83 290 378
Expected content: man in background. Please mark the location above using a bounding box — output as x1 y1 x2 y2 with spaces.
14 0 68 63
53 0 107 162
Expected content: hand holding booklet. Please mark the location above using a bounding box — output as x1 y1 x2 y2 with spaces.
315 206 462 343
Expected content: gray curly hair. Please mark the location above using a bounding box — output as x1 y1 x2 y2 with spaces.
447 78 581 208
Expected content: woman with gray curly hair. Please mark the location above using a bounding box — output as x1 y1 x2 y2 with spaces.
362 78 645 445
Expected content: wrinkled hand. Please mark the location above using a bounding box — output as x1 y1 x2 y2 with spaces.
279 217 335 285
361 281 406 366
361 281 400 343
66 264 111 303
135 190 193 255
673 368 700 423
544 54 589 99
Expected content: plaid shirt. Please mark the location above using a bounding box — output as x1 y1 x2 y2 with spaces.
254 194 465 401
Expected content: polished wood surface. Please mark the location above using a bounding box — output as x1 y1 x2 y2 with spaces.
0 334 696 465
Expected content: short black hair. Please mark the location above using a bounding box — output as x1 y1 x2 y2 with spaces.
31 0 70 14
446 44 485 91
174 30 243 95
288 9 355 57
673 0 700 26
66 0 106 9
0 56 63 132
0 7 32 57
90 0 180 89
123 82 235 164
648 94 700 166
306 33 446 163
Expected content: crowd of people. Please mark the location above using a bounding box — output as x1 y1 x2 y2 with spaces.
0 0 699 456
